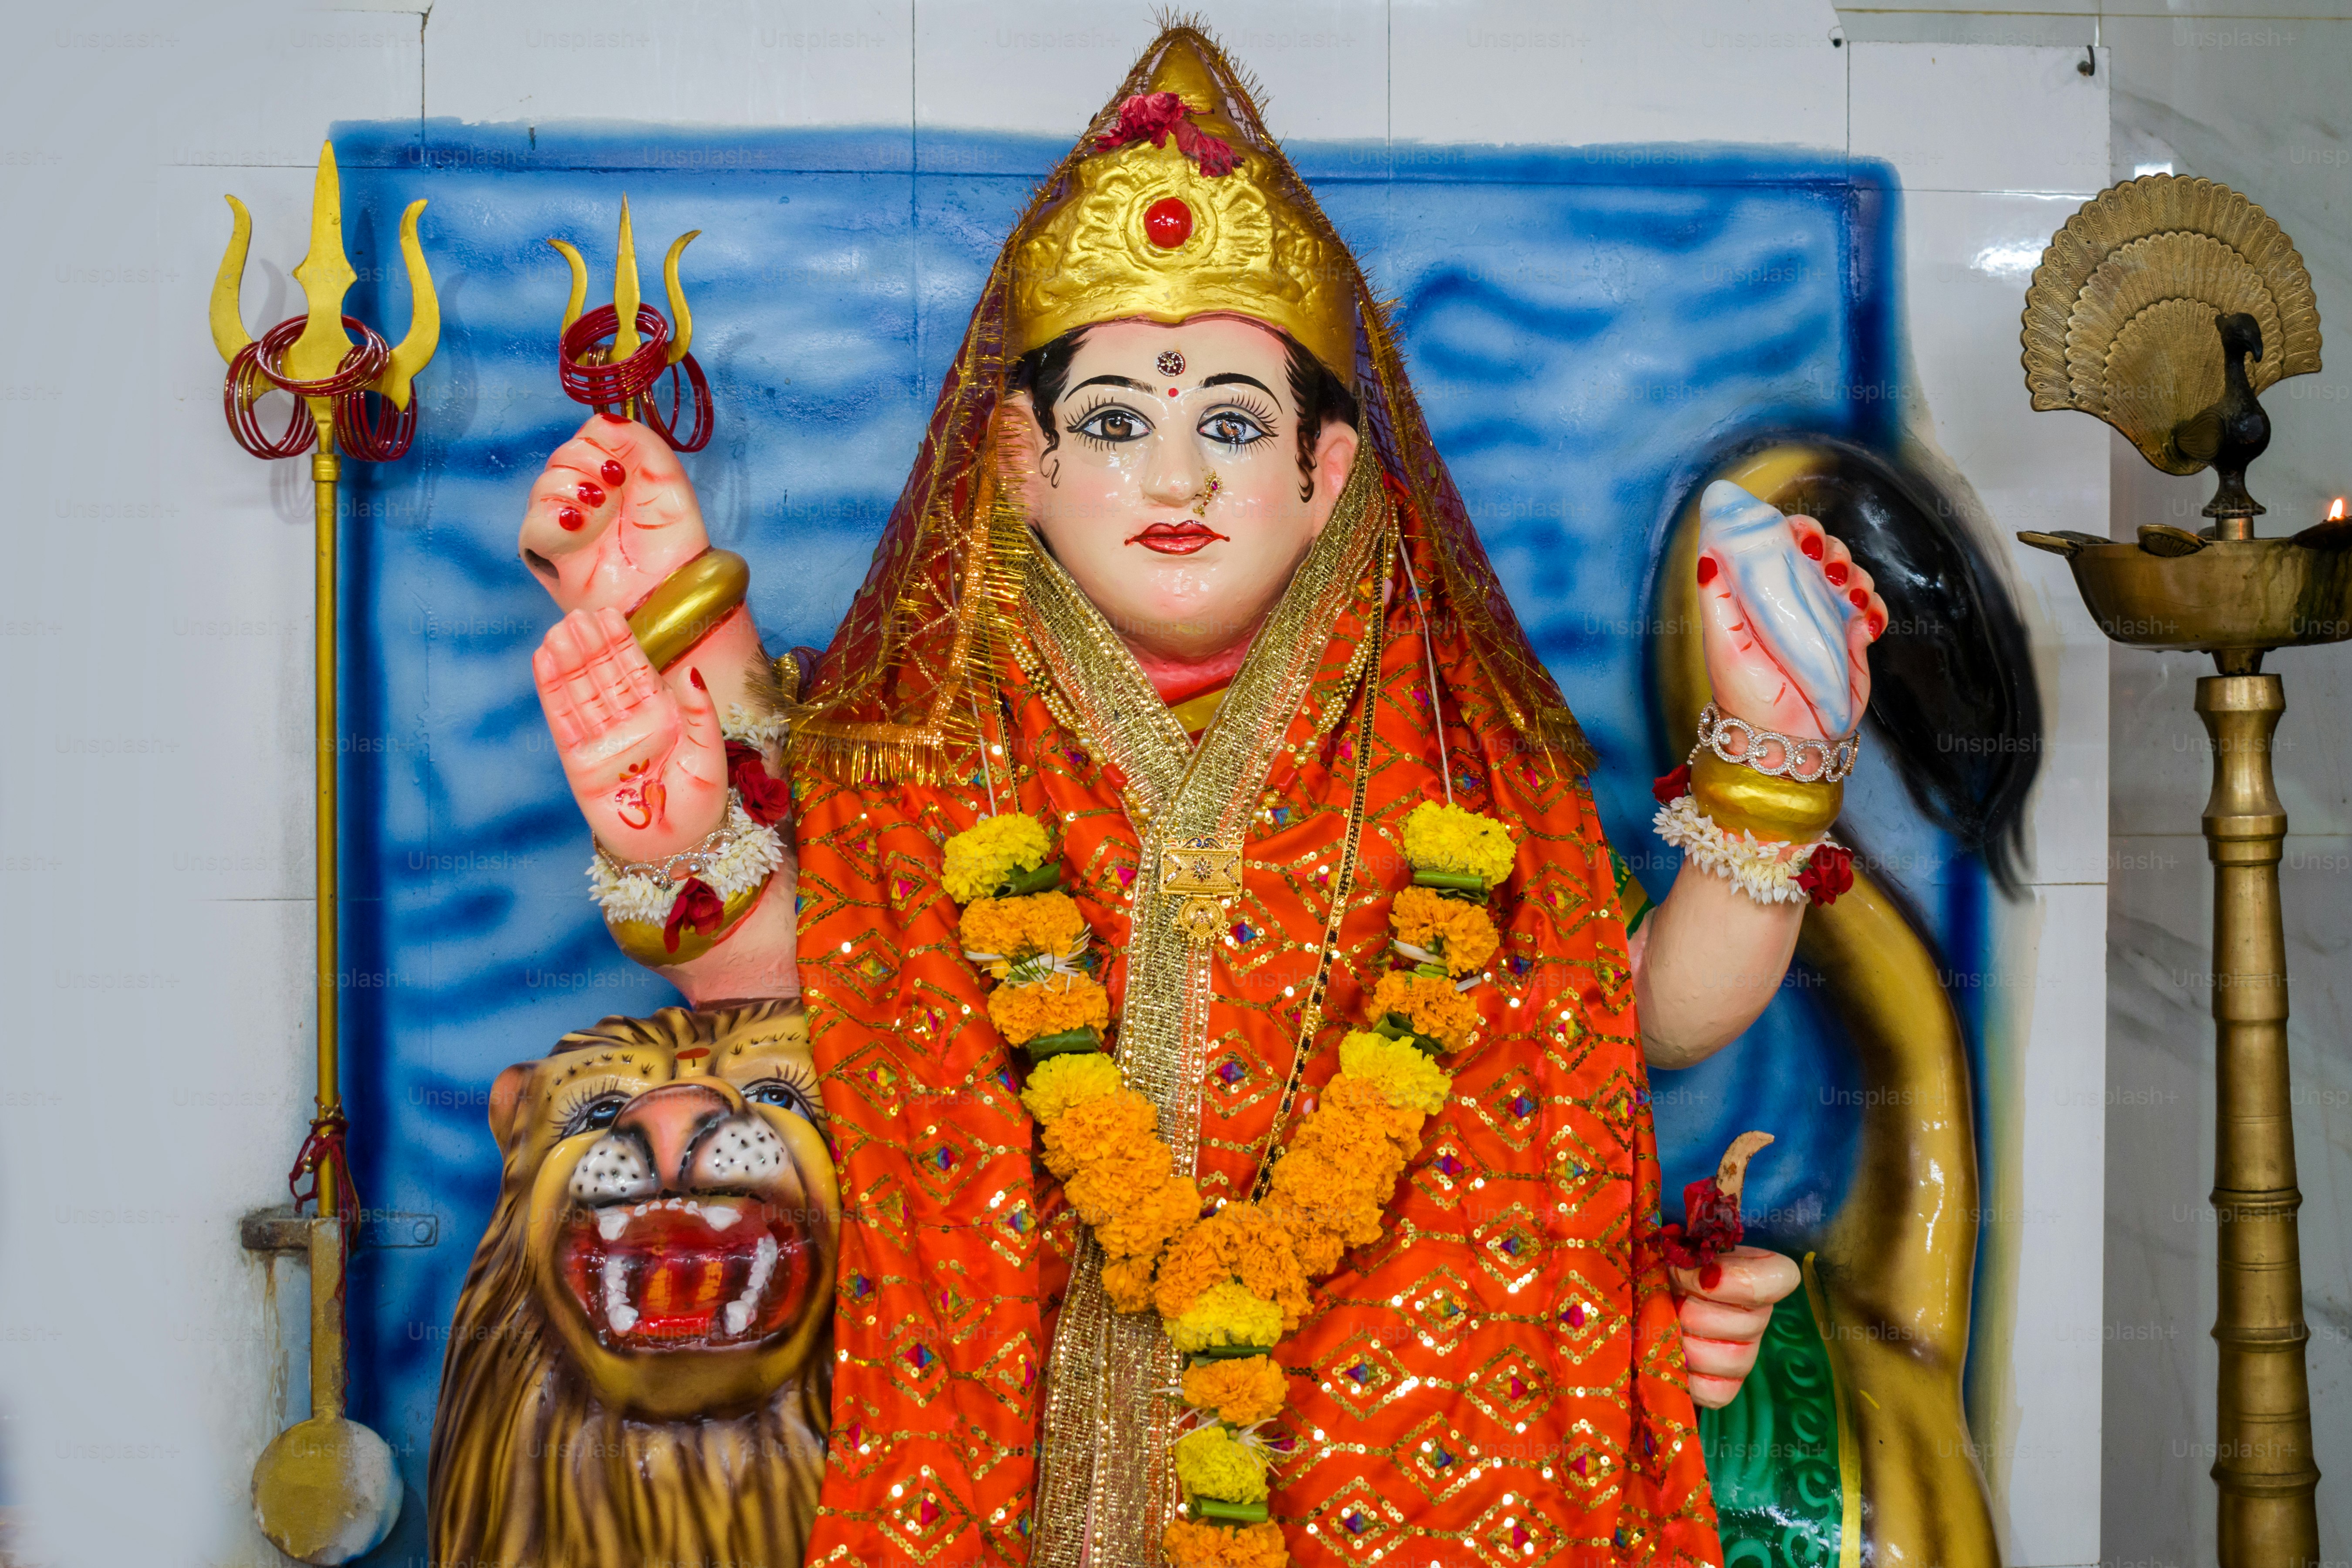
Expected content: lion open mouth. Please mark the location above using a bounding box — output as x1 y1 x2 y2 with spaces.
558 1197 812 1349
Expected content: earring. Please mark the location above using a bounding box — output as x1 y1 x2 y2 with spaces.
1190 470 1222 518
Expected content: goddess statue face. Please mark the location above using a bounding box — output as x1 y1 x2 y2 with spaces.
1004 315 1359 671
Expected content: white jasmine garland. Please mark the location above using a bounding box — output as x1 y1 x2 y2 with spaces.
721 705 791 751
587 793 785 926
1651 794 1835 907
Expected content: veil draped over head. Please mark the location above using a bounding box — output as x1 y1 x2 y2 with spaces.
792 25 1593 785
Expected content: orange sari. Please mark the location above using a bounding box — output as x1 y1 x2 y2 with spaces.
795 467 1721 1568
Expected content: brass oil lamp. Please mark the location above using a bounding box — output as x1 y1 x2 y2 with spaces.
2019 172 2338 1566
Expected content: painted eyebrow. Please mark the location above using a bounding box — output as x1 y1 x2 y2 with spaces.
1199 372 1277 397
1071 374 1152 392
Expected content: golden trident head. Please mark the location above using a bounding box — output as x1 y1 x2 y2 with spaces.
548 198 713 451
209 142 440 461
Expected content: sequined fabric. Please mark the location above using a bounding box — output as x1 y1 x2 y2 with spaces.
797 487 1722 1568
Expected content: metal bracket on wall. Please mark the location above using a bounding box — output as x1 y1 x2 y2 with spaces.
240 1204 439 1253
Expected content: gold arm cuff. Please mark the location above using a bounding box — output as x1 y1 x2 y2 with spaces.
628 549 750 672
1689 751 1842 841
606 872 769 968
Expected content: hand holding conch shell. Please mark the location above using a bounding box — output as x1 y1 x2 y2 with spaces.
1695 481 1886 743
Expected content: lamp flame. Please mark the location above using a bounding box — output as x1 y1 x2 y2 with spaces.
2328 497 2345 522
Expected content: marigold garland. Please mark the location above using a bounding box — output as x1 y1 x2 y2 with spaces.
940 801 1515 1568
1389 884 1499 975
1399 799 1517 885
1369 970 1481 1051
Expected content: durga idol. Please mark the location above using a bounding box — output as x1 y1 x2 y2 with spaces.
510 27 1887 1568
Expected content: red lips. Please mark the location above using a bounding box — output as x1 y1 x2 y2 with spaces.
1126 521 1229 556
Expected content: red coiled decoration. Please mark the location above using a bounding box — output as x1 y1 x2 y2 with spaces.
558 303 713 453
222 314 419 462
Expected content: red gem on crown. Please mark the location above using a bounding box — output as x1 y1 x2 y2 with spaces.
1144 197 1193 249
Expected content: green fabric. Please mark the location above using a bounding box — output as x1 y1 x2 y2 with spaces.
1608 843 1654 935
1696 1280 1845 1568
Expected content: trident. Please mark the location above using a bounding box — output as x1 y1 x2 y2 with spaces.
549 196 713 450
209 140 436 1567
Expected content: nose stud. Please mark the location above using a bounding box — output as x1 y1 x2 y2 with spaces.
1191 469 1222 518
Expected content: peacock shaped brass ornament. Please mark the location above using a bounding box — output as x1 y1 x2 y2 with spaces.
2021 172 2320 527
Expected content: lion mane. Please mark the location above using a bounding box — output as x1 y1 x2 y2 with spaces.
427 1004 830 1568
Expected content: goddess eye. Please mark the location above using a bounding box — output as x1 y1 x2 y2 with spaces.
1070 406 1150 444
1199 409 1271 448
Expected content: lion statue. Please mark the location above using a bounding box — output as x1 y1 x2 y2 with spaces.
428 1001 838 1568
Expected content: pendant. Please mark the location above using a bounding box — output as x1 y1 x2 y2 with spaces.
1161 835 1244 948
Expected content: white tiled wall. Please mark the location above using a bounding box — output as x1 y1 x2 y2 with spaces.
2 3 2115 1565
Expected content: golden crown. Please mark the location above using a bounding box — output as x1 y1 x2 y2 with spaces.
1007 37 1358 379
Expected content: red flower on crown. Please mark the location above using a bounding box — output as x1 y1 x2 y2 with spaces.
1097 92 1238 177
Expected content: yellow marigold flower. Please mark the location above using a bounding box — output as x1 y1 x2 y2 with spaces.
1095 1173 1201 1263
1400 800 1516 885
1337 1031 1454 1115
1020 1051 1125 1124
1163 1520 1288 1568
961 891 1086 963
1173 1425 1272 1504
1168 1281 1283 1353
1390 885 1500 976
1182 1356 1289 1428
1370 971 1480 1051
988 973 1111 1046
942 814 1051 903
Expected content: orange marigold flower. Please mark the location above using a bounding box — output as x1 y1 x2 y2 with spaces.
1094 1173 1201 1262
1102 1253 1159 1313
960 891 1087 963
1163 1520 1288 1568
1065 1143 1176 1224
1040 1088 1159 1177
1369 971 1481 1051
1391 885 1500 976
1152 1221 1236 1321
1181 1355 1291 1428
988 973 1111 1046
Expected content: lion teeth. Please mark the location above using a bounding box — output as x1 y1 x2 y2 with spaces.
597 1208 628 1242
602 1257 637 1334
701 1203 741 1231
722 1233 780 1338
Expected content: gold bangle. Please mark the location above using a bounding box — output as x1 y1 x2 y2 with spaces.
1688 752 1842 842
627 548 750 671
605 872 770 968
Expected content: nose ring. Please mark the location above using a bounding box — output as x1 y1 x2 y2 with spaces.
1190 470 1222 518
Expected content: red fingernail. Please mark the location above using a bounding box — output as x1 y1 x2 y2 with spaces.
601 459 627 487
689 668 706 690
1801 534 1823 561
576 481 606 507
1695 556 1717 586
599 412 629 425
1850 588 1870 608
1868 612 1886 639
1824 562 1848 586
557 507 585 532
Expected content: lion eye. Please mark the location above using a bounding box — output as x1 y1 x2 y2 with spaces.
743 1079 816 1121
564 1094 629 1137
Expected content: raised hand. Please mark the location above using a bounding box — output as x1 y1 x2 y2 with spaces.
533 607 730 862
1695 481 1885 742
517 413 710 616
1672 1244 1802 1409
